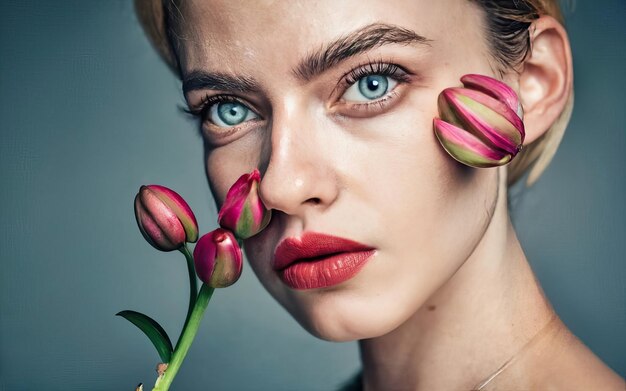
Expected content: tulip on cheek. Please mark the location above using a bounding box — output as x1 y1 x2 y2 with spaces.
193 228 243 288
434 74 525 168
460 74 524 118
218 169 271 240
433 119 512 168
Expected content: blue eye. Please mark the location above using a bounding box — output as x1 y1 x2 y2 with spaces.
208 101 258 127
342 74 398 102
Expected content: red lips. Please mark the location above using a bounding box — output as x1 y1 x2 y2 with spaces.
273 232 375 270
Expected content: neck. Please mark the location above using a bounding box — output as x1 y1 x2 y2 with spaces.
359 168 556 391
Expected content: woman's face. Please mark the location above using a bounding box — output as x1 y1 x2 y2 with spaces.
180 0 501 341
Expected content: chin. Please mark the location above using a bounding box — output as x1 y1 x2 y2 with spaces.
287 292 411 342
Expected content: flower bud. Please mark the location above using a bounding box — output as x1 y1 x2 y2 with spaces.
218 169 271 240
434 74 525 168
460 74 524 118
134 185 199 252
193 228 243 288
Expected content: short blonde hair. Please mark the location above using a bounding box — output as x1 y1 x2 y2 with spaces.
134 0 574 188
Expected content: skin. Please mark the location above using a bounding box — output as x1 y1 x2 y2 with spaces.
174 0 624 389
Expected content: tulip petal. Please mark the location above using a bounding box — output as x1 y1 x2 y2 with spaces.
135 202 161 248
235 201 254 239
217 173 251 230
441 88 524 154
461 74 523 117
211 235 243 288
218 170 258 222
456 87 525 138
248 181 264 225
148 185 199 243
218 168 271 239
193 233 217 285
135 188 186 251
438 91 464 128
433 119 511 168
194 229 243 288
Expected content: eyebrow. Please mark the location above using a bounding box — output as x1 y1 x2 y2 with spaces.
183 72 259 94
182 22 431 94
293 22 431 81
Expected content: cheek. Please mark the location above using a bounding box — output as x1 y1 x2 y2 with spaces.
352 95 498 317
241 225 277 281
205 132 264 206
374 111 487 252
205 152 234 208
240 214 287 297
354 87 475 233
376 159 497 324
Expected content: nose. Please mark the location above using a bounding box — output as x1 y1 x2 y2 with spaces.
258 97 339 219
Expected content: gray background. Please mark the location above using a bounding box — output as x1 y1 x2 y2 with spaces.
0 1 624 390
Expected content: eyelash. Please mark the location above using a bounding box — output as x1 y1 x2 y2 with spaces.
186 59 411 129
185 95 251 122
338 60 411 112
347 60 403 84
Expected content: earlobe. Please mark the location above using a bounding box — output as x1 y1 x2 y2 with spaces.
518 15 573 145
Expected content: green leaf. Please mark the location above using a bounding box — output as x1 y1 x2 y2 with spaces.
116 310 173 363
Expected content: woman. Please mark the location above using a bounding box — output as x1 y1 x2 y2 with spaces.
135 0 623 389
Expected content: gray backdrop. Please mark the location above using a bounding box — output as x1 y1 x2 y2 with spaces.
0 1 624 390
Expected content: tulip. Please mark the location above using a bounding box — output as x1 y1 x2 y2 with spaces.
134 185 199 251
434 74 525 168
217 169 271 240
193 228 243 288
460 74 524 117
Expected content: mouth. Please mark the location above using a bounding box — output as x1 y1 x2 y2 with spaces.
273 232 376 290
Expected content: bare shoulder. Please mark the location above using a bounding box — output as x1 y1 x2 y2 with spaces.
541 325 624 390
484 318 624 390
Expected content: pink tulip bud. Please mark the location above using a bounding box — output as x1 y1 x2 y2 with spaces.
460 74 524 118
434 74 525 168
134 185 199 252
193 228 243 288
218 169 271 240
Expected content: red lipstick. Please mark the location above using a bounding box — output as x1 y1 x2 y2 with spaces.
273 232 376 290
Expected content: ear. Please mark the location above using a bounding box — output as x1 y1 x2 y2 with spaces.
518 15 573 145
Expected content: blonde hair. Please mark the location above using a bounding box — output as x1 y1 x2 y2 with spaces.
134 0 574 188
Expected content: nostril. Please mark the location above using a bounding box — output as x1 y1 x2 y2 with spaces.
308 197 321 205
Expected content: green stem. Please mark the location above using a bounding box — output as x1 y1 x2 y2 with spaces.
153 284 215 391
176 245 197 350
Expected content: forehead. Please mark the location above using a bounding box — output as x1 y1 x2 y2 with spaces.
176 0 481 74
